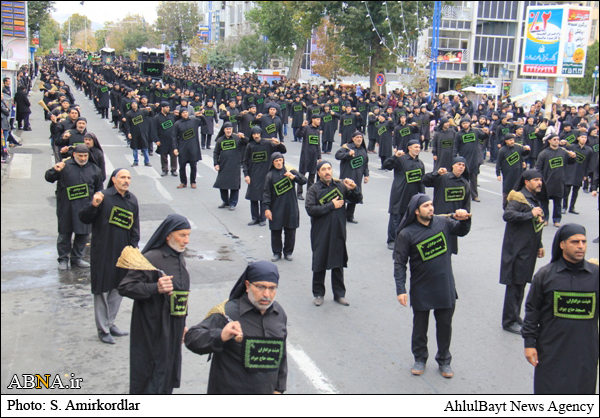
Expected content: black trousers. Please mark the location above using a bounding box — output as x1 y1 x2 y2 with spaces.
250 200 266 222
469 173 479 199
179 161 197 185
17 113 30 129
100 107 108 119
367 138 377 151
563 185 580 210
501 284 526 328
297 173 315 196
346 202 357 220
542 197 562 223
322 141 333 153
220 189 239 207
201 134 212 148
160 151 178 173
57 232 88 263
271 228 296 256
312 267 346 299
412 305 455 365
387 212 403 243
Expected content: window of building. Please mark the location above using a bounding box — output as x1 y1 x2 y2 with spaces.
591 20 597 41
237 4 243 22
230 5 235 23
478 1 518 21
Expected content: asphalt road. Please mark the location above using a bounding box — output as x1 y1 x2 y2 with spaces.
2 75 598 395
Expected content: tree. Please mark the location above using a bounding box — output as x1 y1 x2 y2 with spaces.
326 1 433 90
189 36 211 67
568 41 599 97
28 1 55 36
246 2 324 80
310 18 349 82
104 15 158 57
39 18 61 55
235 33 271 71
155 2 202 65
460 73 484 88
73 28 97 52
60 13 91 44
208 44 235 71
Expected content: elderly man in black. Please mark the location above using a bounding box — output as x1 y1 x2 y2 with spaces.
393 194 471 378
185 261 287 394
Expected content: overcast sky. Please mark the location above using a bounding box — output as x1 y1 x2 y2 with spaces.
51 1 160 28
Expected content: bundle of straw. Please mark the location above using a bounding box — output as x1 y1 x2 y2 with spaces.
205 300 243 342
116 246 165 275
589 258 598 266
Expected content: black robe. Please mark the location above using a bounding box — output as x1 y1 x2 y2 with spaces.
305 179 362 272
200 106 219 135
125 109 152 150
118 244 189 394
393 122 418 153
496 145 530 194
258 114 284 142
522 259 598 394
535 147 576 198
79 187 140 294
321 112 340 143
377 119 395 158
335 143 369 201
263 168 306 230
453 128 488 175
213 133 248 190
185 295 288 394
152 113 177 155
394 216 471 310
298 124 322 175
219 105 241 132
172 116 206 164
45 159 103 235
565 144 592 186
422 171 471 254
243 140 287 201
290 101 305 128
524 124 544 159
432 128 456 171
383 154 425 215
339 113 361 144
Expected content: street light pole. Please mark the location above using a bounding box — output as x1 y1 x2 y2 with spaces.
592 65 599 103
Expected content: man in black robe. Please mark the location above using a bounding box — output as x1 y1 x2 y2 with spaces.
335 131 370 223
118 214 191 394
563 132 593 214
522 224 598 394
384 140 426 250
297 114 322 200
499 170 545 335
305 161 362 307
453 117 489 202
57 116 87 160
45 144 103 271
172 108 206 189
243 126 286 226
394 194 471 378
263 152 306 262
80 168 139 344
152 102 178 177
496 134 531 208
213 122 247 210
124 101 152 167
185 261 288 394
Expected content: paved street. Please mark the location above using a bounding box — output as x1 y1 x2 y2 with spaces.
2 76 598 395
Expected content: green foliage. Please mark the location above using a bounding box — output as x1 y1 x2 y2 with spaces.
104 15 158 56
28 1 55 35
208 47 235 71
460 73 484 88
235 34 271 71
568 41 599 97
38 18 60 55
155 2 202 64
60 14 91 43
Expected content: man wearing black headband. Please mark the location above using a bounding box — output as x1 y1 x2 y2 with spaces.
522 224 598 394
496 134 531 208
45 144 103 272
562 132 592 215
296 115 323 200
119 215 190 393
431 118 455 172
394 194 471 378
453 117 489 202
185 261 288 394
80 168 139 344
499 170 545 335
305 160 362 306
151 102 178 177
335 131 370 224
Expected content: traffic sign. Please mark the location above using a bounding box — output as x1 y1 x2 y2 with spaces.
475 84 499 95
375 73 385 86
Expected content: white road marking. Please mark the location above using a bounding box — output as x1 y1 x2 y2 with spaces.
124 154 160 179
287 342 338 394
103 155 115 179
479 187 503 196
9 154 32 179
154 178 173 201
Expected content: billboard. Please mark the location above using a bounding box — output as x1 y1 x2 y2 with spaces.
521 5 592 78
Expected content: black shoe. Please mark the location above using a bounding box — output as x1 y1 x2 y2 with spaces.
218 203 230 209
334 297 350 306
347 218 358 224
131 162 139 167
411 361 426 375
297 194 304 200
98 332 115 344
144 162 152 167
259 221 266 226
161 171 168 177
206 146 211 150
148 151 154 156
58 260 68 271
284 254 293 261
561 208 567 214
583 189 590 194
71 259 90 268
171 171 177 177
271 254 281 262
109 325 129 337
25 127 32 131
229 206 236 211
503 323 522 335
314 296 324 306
568 209 579 215
248 220 260 226
387 242 395 250
593 237 599 243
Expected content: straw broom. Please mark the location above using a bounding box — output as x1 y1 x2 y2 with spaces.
116 246 166 276
205 300 244 343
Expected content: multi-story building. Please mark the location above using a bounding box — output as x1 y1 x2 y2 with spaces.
199 1 256 44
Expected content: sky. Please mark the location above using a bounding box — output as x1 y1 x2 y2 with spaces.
51 1 160 29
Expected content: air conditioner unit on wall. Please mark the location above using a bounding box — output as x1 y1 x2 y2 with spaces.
270 59 282 69
507 64 517 72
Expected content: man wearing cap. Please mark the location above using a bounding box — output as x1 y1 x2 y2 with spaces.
213 122 247 210
431 118 455 172
152 102 178 177
57 116 88 160
335 131 370 224
297 115 322 200
256 103 284 143
453 117 490 202
200 98 219 149
45 144 103 271
522 224 598 394
496 134 531 208
118 214 190 393
220 97 240 133
185 261 288 394
393 194 471 378
80 169 139 344
305 161 362 307
173 107 206 189
124 101 153 167
562 132 592 215
499 170 546 335
384 139 425 250
422 156 471 255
